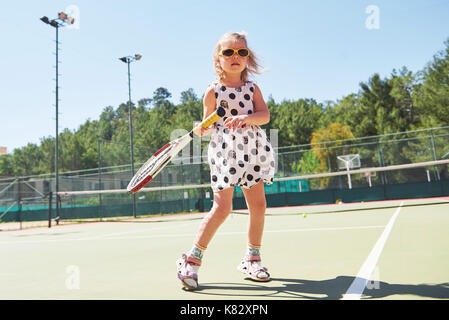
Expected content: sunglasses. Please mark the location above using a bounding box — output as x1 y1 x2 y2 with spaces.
219 48 250 58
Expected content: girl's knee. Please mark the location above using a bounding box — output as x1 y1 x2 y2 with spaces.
249 198 266 211
209 203 232 221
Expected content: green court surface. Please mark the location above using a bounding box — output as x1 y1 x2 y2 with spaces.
0 197 448 300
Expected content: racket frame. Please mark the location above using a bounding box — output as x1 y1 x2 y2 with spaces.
127 107 225 193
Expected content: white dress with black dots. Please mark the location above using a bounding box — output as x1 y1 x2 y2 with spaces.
207 81 275 192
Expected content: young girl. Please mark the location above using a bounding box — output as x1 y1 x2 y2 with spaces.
177 32 275 290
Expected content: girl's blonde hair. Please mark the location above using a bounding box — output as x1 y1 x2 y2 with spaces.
213 32 263 82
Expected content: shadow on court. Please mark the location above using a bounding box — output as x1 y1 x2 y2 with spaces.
189 276 449 300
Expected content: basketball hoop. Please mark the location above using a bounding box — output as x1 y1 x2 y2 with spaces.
337 154 361 189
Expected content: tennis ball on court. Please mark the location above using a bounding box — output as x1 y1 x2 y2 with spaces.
303 213 307 218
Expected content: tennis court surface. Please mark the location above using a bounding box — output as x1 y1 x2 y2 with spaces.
1 197 448 300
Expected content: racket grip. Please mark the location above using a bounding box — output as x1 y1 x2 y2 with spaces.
193 107 225 136
201 107 226 128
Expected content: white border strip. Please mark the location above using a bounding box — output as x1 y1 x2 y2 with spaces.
341 201 404 300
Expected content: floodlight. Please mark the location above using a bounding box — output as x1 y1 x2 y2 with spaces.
58 12 68 20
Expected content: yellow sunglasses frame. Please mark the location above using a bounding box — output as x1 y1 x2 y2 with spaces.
219 48 250 58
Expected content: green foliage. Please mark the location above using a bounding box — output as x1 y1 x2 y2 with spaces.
292 150 320 175
270 98 325 146
311 123 355 172
413 39 449 128
291 151 320 189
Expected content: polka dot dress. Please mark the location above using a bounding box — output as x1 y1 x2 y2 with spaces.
207 81 275 192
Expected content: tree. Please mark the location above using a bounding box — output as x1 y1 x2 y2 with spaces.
38 137 55 174
413 38 449 128
0 154 14 176
323 93 359 130
98 106 115 141
11 143 43 176
271 98 325 146
389 67 418 125
138 98 152 109
180 88 198 104
152 87 173 108
311 123 354 187
291 150 320 189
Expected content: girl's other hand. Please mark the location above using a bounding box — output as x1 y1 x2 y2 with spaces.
224 115 248 131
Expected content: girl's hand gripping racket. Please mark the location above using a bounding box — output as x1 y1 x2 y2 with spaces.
127 107 225 193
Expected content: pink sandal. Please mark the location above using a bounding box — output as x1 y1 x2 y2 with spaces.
237 255 271 282
176 254 201 290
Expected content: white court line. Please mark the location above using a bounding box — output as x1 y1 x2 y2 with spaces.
99 225 385 241
0 221 200 245
84 225 384 241
341 201 404 300
74 221 199 241
0 225 384 245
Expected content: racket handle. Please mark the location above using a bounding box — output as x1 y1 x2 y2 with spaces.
193 107 225 136
201 107 225 128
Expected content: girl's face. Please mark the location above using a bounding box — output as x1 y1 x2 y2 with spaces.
217 40 249 79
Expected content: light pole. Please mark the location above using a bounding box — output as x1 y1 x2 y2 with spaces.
40 12 75 223
119 54 142 218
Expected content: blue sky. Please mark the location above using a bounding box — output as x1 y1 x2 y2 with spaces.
1 0 448 153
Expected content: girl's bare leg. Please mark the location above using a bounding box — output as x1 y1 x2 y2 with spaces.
194 186 234 249
242 180 266 248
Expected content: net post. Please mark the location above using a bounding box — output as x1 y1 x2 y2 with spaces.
430 129 441 181
346 161 352 189
55 194 61 225
98 139 103 221
17 178 22 230
280 153 285 176
376 138 386 185
379 140 388 184
284 179 289 206
48 191 52 228
199 160 205 213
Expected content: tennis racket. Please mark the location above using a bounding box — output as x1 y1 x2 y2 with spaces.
127 107 226 193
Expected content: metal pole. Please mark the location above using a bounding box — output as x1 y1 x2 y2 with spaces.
430 130 441 181
17 178 22 230
346 162 352 189
379 140 388 184
326 143 332 172
55 25 60 221
376 138 386 185
199 159 204 213
127 60 137 218
98 139 103 221
48 191 52 228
